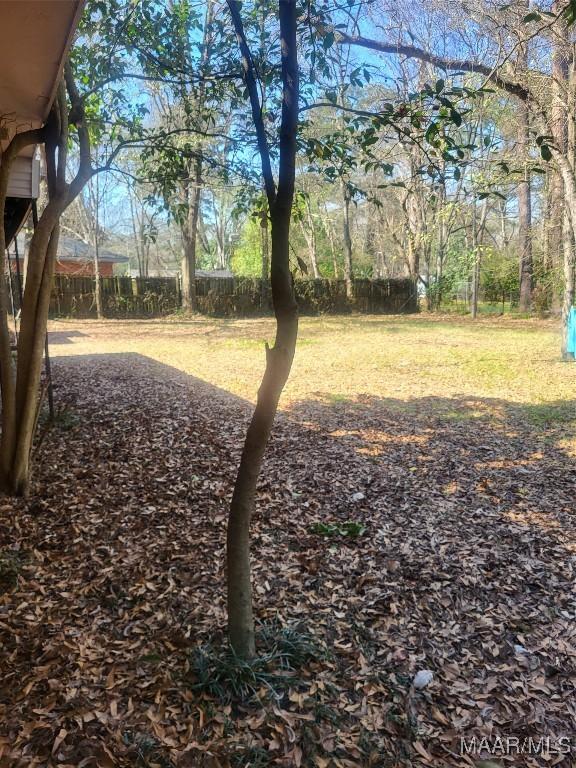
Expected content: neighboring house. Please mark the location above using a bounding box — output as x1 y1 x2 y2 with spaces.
53 236 129 276
127 268 234 279
9 234 129 277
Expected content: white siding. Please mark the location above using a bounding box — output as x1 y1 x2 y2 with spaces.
7 156 40 199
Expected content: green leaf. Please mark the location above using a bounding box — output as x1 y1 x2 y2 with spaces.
425 122 439 143
563 0 576 24
323 31 335 50
450 109 462 127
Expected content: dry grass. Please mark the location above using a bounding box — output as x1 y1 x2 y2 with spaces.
48 314 575 427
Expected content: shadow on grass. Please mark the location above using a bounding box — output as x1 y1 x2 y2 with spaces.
47 329 87 345
42 351 576 577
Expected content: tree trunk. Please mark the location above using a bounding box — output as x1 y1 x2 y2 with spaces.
93 168 103 318
227 211 298 657
470 201 488 319
180 0 213 310
549 4 569 309
342 183 353 297
471 204 480 320
181 157 202 312
550 15 576 357
260 207 269 308
304 199 319 278
226 0 298 658
517 9 533 313
94 242 103 319
0 75 93 495
561 209 575 358
129 193 144 278
406 228 419 281
9 224 60 494
433 200 446 310
321 204 338 277
517 124 533 311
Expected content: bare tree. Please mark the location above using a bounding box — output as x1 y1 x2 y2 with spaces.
334 2 576 347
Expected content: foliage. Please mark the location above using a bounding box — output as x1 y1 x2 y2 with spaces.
231 216 262 276
0 550 23 592
480 248 520 305
309 521 366 538
189 623 326 703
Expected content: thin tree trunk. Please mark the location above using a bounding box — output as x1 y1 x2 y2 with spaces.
129 193 144 278
517 117 533 311
92 154 103 319
181 157 202 312
227 211 298 656
471 204 479 319
561 209 575 358
517 6 533 313
260 206 269 308
322 203 338 277
10 225 60 494
180 0 213 311
304 198 319 278
435 239 445 310
342 183 353 297
94 250 103 319
471 201 488 319
226 0 298 658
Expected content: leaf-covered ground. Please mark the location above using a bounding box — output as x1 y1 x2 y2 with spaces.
1 316 575 767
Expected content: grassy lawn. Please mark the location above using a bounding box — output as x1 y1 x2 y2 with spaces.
49 313 575 432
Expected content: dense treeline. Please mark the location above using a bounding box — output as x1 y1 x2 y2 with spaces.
66 0 574 336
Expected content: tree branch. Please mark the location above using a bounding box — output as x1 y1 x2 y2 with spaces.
65 63 93 203
226 0 276 209
334 30 531 101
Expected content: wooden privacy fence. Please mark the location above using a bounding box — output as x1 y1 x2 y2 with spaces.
49 276 180 319
47 275 417 319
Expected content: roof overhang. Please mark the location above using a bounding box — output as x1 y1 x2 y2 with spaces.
0 0 85 157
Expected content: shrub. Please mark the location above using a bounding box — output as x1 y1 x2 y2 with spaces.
309 521 366 538
0 550 24 592
189 622 326 703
